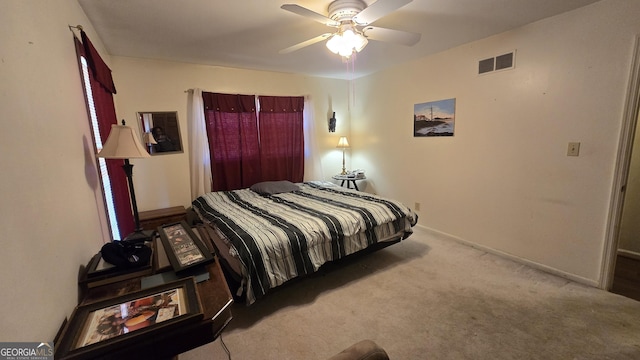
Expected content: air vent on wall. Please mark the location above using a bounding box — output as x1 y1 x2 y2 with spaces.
478 50 516 75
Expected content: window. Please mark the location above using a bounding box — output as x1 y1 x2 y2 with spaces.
74 32 134 240
80 56 120 239
202 92 304 191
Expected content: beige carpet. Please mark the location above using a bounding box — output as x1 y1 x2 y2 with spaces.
181 226 640 360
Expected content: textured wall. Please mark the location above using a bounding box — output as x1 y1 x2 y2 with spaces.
351 0 640 284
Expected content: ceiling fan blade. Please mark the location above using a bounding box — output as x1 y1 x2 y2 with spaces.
353 0 412 25
279 33 333 54
362 26 421 46
281 4 340 27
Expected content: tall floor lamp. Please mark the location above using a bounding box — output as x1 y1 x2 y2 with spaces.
97 120 154 243
337 136 350 175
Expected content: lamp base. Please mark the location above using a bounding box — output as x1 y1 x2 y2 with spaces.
122 229 155 244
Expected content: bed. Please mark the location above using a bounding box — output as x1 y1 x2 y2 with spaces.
192 180 418 305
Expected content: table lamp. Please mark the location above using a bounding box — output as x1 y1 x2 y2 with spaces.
97 120 154 243
336 136 350 175
142 131 157 154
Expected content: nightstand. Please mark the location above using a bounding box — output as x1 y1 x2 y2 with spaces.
61 226 233 360
332 174 366 191
139 206 187 230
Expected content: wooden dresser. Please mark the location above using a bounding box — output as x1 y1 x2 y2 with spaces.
139 206 187 230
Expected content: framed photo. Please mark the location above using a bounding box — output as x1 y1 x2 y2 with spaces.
158 221 214 274
56 278 202 360
414 98 456 137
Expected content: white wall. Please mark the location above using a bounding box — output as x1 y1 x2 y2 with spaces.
0 0 111 341
351 0 640 284
110 57 352 211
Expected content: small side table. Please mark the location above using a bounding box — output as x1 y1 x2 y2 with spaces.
332 175 366 191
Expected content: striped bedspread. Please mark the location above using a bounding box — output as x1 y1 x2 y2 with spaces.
192 182 418 304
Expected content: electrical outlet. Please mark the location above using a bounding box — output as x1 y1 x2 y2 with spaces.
414 202 421 211
567 142 580 156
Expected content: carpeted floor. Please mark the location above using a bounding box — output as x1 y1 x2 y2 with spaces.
181 226 640 360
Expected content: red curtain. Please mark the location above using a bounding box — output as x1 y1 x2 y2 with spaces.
75 34 134 239
201 93 305 191
203 92 261 191
258 96 304 182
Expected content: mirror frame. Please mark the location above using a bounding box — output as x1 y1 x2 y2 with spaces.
137 111 184 155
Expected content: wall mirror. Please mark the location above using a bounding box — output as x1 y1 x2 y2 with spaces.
138 111 183 155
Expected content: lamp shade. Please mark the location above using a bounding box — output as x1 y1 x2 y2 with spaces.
142 132 157 145
97 124 151 159
336 136 350 148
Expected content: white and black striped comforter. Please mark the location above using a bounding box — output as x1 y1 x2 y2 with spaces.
192 182 418 304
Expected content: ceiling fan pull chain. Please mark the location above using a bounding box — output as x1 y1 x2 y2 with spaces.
351 55 356 109
346 55 354 112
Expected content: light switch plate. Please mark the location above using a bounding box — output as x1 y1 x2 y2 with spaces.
567 142 580 156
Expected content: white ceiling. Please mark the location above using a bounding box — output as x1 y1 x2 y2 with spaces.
78 0 600 80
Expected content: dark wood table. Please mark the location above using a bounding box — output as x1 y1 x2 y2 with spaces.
57 226 233 360
332 174 366 191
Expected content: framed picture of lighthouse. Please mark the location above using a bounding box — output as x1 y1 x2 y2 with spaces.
414 98 456 137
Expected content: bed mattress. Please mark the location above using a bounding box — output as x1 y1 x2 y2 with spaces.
192 181 418 304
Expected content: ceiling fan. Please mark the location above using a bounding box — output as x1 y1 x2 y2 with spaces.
280 0 421 58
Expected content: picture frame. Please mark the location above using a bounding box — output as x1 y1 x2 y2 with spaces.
414 98 456 137
56 278 203 360
158 220 214 274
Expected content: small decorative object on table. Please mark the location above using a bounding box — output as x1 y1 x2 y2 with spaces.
79 243 154 289
157 220 214 274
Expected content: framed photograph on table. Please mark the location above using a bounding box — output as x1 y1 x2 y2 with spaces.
55 278 202 360
158 220 214 274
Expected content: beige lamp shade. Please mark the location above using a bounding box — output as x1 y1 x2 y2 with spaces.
142 132 157 145
97 124 151 159
336 136 350 148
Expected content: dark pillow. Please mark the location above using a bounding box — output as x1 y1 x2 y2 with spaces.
250 180 300 195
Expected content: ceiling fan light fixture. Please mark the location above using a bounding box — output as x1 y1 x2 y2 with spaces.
338 45 353 57
326 33 342 54
354 33 368 52
325 27 368 58
280 0 418 59
343 28 356 41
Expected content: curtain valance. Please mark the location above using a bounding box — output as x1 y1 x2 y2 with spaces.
202 92 255 112
80 30 116 94
259 96 304 113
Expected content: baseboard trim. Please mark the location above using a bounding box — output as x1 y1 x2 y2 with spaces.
618 249 640 261
415 224 599 288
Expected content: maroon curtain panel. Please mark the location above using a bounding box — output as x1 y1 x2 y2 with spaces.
80 31 117 94
203 92 261 191
258 96 305 183
75 35 134 239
